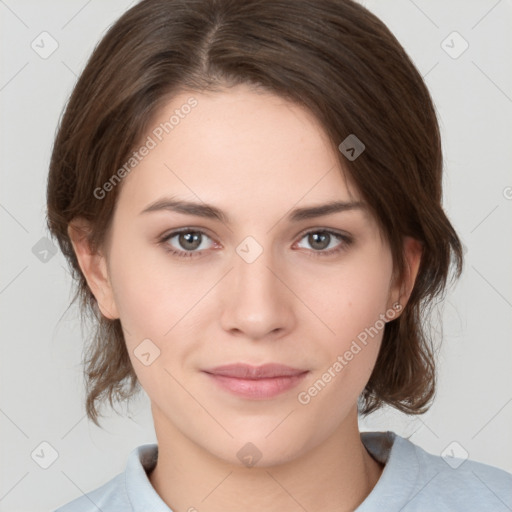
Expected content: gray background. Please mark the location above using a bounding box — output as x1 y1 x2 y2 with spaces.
1 0 511 511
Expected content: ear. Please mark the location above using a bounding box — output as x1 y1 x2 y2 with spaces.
67 218 119 320
387 236 422 317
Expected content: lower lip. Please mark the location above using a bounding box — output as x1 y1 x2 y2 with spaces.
204 372 309 399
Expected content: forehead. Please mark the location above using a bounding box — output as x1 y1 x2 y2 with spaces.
115 85 362 221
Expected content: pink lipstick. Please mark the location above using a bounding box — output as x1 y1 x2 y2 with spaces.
202 363 309 399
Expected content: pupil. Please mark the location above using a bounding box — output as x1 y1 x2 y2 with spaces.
180 232 201 250
310 232 329 250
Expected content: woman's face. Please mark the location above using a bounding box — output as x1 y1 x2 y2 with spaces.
98 84 404 465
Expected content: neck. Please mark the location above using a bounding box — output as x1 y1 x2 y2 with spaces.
148 406 384 512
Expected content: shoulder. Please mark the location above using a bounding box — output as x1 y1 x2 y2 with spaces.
359 431 512 511
54 473 127 512
408 437 512 509
53 443 162 512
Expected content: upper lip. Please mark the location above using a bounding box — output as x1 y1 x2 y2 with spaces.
203 363 308 379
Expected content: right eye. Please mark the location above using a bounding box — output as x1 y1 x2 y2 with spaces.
159 229 217 258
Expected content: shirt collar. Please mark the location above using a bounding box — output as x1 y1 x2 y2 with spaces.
357 431 420 510
125 443 171 511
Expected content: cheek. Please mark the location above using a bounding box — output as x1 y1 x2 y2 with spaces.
294 246 393 349
106 234 219 395
108 235 205 336
294 256 392 416
291 246 393 406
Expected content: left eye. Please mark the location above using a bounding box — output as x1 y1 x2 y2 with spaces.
295 230 350 254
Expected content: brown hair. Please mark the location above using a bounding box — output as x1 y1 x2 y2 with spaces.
46 0 463 427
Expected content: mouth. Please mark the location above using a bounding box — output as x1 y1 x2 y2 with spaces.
202 363 309 399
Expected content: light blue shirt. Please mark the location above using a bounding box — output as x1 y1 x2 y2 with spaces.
54 431 512 511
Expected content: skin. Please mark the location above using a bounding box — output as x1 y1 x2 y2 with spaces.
69 84 422 512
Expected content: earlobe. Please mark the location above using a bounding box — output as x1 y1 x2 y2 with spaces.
388 237 423 317
401 237 422 304
67 218 119 320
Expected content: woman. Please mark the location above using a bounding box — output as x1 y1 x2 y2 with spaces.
47 0 512 510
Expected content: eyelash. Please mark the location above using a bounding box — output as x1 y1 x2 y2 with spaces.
158 228 353 259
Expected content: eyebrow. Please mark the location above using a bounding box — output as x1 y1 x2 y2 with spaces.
139 197 365 223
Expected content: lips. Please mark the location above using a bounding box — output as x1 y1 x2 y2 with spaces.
203 363 308 379
202 363 309 399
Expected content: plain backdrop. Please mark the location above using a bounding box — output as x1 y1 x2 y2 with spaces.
1 1 511 511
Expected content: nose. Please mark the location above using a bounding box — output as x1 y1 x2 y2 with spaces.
219 241 296 341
